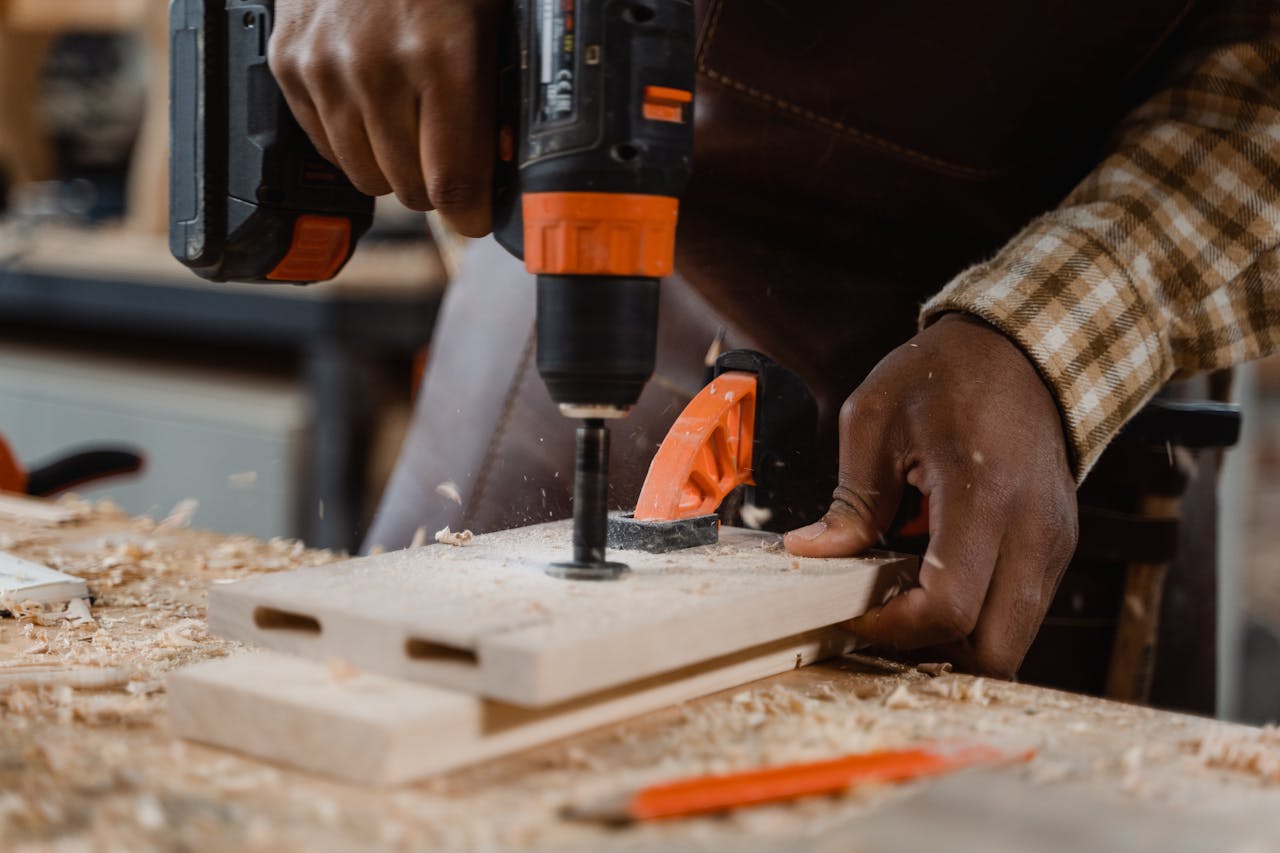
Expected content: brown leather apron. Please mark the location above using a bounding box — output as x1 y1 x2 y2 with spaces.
369 0 1218 712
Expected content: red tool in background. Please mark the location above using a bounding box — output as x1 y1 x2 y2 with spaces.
0 434 143 497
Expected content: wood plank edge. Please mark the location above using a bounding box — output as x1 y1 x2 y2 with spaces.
167 627 855 787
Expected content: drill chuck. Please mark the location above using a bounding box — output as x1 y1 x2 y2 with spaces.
535 275 659 414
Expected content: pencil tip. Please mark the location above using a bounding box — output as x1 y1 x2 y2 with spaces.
561 792 634 825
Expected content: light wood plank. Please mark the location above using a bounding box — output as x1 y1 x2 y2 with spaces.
4 225 447 298
0 492 85 525
0 550 87 605
207 521 916 707
168 628 855 786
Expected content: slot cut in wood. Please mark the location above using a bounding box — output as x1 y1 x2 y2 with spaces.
405 637 479 667
252 606 321 635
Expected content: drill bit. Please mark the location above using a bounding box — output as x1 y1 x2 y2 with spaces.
547 419 629 580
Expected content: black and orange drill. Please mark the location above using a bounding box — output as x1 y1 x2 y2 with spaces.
491 0 697 577
170 0 696 576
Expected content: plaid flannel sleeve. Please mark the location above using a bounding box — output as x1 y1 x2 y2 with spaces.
920 2 1280 480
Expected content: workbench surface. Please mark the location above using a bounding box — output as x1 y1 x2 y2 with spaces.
2 498 1279 851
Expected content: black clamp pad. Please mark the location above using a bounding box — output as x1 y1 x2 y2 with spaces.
606 512 719 554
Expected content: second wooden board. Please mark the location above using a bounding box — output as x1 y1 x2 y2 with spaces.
208 521 916 707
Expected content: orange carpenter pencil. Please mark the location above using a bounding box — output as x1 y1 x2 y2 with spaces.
564 738 1036 824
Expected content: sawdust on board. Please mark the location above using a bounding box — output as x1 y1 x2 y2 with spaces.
739 504 773 530
2 495 339 782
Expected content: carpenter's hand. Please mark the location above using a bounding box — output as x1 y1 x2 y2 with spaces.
270 0 500 235
784 313 1078 678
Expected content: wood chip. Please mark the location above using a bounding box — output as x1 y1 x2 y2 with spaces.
916 662 952 677
435 482 464 505
0 664 131 689
883 684 921 709
156 499 198 532
739 504 773 530
433 527 474 547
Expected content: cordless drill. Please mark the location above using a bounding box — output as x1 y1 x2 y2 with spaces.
169 0 695 577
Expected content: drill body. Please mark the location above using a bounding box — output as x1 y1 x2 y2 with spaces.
493 0 695 571
169 0 695 571
493 0 695 419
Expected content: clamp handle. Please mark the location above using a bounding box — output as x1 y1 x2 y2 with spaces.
632 350 816 522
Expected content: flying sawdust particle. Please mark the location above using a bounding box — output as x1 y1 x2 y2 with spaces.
435 481 463 505
434 526 474 547
740 504 773 530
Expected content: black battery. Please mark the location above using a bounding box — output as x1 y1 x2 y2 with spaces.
168 0 373 283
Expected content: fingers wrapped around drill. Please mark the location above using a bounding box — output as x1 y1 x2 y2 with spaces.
270 0 500 235
784 313 1078 679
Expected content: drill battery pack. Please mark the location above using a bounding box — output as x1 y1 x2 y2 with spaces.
168 0 373 283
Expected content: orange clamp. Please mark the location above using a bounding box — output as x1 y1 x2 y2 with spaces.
633 371 758 521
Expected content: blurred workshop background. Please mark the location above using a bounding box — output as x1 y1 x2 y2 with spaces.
0 1 1277 723
0 0 456 552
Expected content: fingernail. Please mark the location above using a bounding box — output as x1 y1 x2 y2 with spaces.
787 521 828 542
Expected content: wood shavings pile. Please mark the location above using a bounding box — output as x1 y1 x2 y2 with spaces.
1188 724 1280 781
1 497 342 846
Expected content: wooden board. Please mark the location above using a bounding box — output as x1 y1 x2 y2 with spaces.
207 521 915 706
168 628 854 786
0 493 84 525
0 551 87 606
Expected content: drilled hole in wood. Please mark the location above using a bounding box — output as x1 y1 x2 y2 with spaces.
252 607 321 634
405 638 479 666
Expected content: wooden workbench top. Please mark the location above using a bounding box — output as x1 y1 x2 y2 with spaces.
2 496 1278 851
